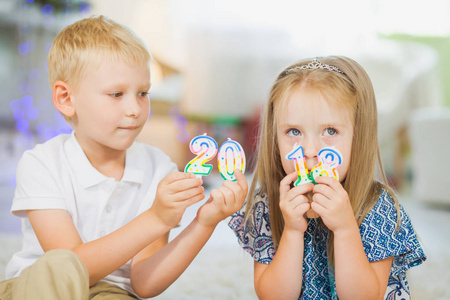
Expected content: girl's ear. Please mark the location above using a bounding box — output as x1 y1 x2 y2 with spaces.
53 80 75 117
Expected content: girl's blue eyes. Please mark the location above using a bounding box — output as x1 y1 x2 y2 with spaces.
286 127 338 137
287 129 301 136
324 127 337 136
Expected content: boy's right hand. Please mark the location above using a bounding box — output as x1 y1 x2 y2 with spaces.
279 172 313 233
150 172 205 229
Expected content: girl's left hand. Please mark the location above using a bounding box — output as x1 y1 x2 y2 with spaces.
310 176 356 233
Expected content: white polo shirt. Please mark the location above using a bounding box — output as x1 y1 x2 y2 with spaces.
6 132 178 295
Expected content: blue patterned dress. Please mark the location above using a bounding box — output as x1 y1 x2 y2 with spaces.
228 189 426 299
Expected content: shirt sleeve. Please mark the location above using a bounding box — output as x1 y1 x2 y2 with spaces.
228 191 275 264
11 149 67 217
359 189 426 276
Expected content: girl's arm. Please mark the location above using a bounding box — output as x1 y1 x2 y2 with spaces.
27 172 205 286
333 223 393 300
130 170 248 298
253 172 313 300
312 176 392 300
254 229 304 300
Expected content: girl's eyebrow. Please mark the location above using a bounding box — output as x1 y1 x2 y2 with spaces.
319 122 347 128
279 122 346 128
278 122 300 129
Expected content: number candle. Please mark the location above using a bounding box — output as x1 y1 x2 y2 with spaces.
185 133 218 177
286 143 313 186
310 147 342 182
217 138 246 181
286 145 343 185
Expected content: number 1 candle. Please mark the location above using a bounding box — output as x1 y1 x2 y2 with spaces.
185 133 218 177
286 144 313 186
217 138 246 181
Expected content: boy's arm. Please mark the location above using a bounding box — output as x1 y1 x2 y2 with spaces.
27 172 204 286
28 208 170 286
130 170 248 298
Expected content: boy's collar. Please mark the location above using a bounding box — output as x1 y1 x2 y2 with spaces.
65 131 143 189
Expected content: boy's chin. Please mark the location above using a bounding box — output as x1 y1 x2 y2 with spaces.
305 192 320 219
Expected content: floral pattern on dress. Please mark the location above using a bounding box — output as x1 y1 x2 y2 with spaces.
228 189 426 300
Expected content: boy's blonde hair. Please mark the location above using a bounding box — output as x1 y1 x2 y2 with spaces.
246 56 399 264
48 15 151 114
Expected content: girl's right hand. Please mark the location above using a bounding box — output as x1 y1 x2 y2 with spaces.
279 172 314 233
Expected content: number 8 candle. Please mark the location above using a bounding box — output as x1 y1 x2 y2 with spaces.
217 138 246 181
310 147 342 182
185 133 218 177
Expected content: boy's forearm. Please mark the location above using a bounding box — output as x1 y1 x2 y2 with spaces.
255 229 304 300
333 225 383 300
130 216 216 298
72 209 170 286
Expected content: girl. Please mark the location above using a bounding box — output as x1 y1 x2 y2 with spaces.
229 56 426 300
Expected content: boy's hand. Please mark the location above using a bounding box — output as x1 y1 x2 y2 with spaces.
279 172 313 233
196 170 248 228
151 172 205 229
311 176 355 233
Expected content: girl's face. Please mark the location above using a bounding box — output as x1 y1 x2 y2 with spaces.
277 85 354 182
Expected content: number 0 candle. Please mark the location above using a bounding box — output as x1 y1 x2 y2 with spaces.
217 138 246 181
184 133 218 177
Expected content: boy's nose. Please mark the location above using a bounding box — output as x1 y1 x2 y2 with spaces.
125 96 142 118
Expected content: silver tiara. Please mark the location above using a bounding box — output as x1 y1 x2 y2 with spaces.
285 58 345 75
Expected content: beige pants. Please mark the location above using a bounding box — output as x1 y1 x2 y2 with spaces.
0 249 137 300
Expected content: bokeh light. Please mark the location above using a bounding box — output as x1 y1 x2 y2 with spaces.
29 69 42 81
21 95 33 108
41 4 53 17
167 106 190 143
79 3 92 14
18 41 35 55
174 115 188 129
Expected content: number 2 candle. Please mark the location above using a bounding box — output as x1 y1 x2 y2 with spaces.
185 133 218 177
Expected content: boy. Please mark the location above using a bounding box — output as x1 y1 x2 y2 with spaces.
0 16 248 299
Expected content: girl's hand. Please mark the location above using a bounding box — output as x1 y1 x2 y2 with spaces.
311 176 355 233
196 169 248 228
279 172 314 233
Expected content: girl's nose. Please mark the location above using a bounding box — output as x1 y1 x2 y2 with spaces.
302 137 320 165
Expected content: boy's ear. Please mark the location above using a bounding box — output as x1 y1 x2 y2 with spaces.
53 80 75 117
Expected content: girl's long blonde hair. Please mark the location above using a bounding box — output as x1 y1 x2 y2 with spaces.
245 56 399 264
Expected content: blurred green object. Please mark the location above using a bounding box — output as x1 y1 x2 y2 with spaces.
382 34 450 106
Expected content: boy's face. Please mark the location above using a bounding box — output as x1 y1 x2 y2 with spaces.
70 59 150 155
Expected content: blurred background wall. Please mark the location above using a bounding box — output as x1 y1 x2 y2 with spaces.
1 0 449 232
